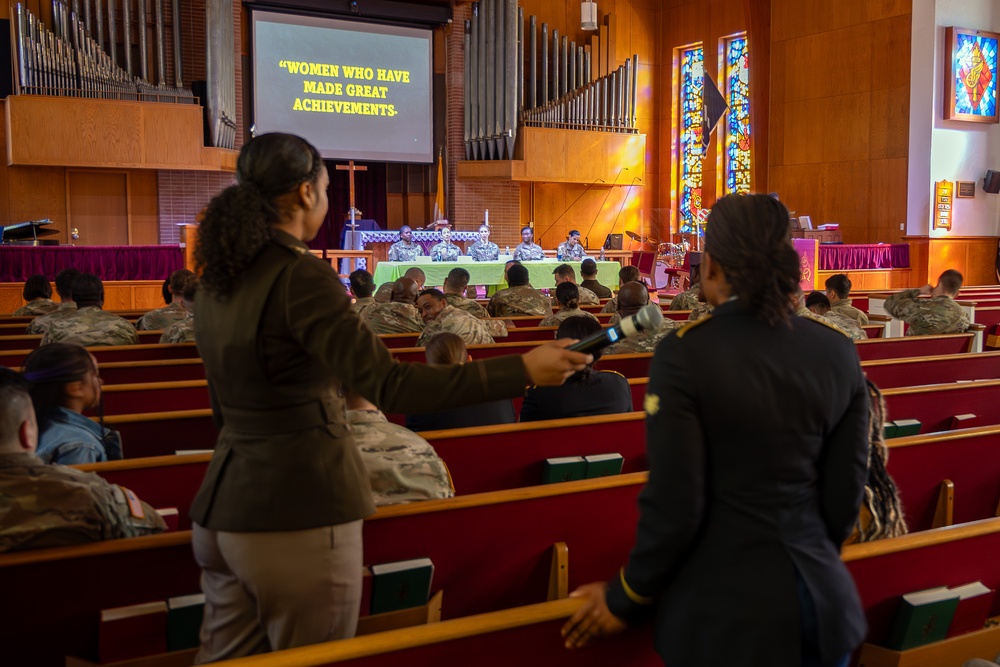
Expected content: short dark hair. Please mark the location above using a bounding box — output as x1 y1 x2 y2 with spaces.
0 367 31 446
521 226 532 235
22 275 52 301
556 316 603 362
938 269 963 295
349 269 376 298
418 288 446 301
553 264 576 281
169 269 196 295
555 282 580 309
580 259 598 277
161 279 172 305
619 265 640 284
805 291 831 309
54 268 80 301
182 279 199 303
403 267 425 283
507 264 530 286
568 230 580 237
825 274 852 299
70 273 104 308
445 268 471 290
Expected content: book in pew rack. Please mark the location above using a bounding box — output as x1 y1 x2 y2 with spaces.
883 419 922 439
166 593 205 652
946 582 995 638
885 587 960 650
99 601 168 663
584 453 625 478
542 456 587 484
370 558 434 615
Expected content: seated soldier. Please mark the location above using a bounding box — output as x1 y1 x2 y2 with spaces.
668 261 704 311
488 264 553 317
136 269 196 330
405 333 516 432
520 316 631 422
41 273 139 347
26 268 79 334
345 390 454 506
540 283 600 327
824 274 869 325
553 264 600 305
360 277 425 334
0 368 165 552
512 226 545 261
805 291 867 340
602 265 645 313
467 224 500 262
443 268 488 317
375 267 425 302
884 270 971 336
605 282 680 354
556 229 588 261
793 286 847 334
415 289 494 346
13 274 58 317
387 225 424 262
349 269 377 317
160 279 198 344
579 259 613 299
430 227 462 262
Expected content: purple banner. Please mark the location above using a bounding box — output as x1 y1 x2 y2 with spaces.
0 246 184 282
794 238 817 291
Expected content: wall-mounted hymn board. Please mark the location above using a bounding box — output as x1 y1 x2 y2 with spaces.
934 180 953 230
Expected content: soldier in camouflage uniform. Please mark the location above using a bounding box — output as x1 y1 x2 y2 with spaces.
884 270 971 336
825 274 869 326
556 230 589 261
513 226 545 261
804 292 866 340
13 275 58 316
605 283 680 354
430 227 462 262
602 266 644 313
349 269 378 317
443 268 508 338
374 267 425 303
0 368 165 553
345 391 453 506
488 264 553 317
416 289 495 346
552 264 600 305
467 225 500 261
136 269 196 330
540 283 600 327
25 268 80 335
688 301 715 322
160 279 197 344
386 225 425 262
41 274 139 347
360 278 425 334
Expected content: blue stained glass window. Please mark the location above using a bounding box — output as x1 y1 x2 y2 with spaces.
725 36 751 195
953 33 998 118
678 46 704 235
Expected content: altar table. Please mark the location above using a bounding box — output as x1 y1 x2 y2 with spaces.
373 259 622 289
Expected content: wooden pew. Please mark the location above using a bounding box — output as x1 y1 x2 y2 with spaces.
106 409 217 458
862 351 1000 389
97 358 207 384
0 330 165 351
0 474 646 667
854 333 975 361
882 379 1000 433
861 323 884 338
101 380 211 415
0 343 201 368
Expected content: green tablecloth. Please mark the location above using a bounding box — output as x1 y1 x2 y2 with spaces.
373 259 622 290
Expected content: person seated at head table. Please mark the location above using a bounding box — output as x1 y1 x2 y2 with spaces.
13 274 58 317
387 225 424 262
883 269 970 336
40 273 139 347
556 229 589 261
467 224 500 262
513 225 545 261
374 267 425 303
345 389 454 506
22 343 123 464
488 264 553 317
605 283 680 354
804 291 866 341
552 263 600 305
430 227 462 262
0 367 165 553
415 289 494 347
824 273 868 326
405 333 516 432
349 269 377 316
360 278 425 334
520 316 632 422
579 259 613 299
602 266 647 314
26 268 80 335
540 283 600 328
160 278 199 344
137 269 196 330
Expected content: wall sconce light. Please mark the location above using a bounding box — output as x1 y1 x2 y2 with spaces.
581 2 598 31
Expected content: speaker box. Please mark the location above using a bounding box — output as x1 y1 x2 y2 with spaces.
984 170 1000 194
604 233 623 250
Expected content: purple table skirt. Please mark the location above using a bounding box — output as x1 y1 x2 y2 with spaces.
0 245 184 282
819 244 909 270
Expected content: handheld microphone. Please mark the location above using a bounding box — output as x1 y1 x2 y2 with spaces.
567 304 664 354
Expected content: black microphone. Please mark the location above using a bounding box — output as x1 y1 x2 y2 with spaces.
567 304 664 355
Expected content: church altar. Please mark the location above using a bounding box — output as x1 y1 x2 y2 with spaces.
350 230 482 265
374 259 623 290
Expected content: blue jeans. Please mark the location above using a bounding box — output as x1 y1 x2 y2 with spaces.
798 574 851 667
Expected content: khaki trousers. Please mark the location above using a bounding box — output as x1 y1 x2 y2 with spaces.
192 521 363 664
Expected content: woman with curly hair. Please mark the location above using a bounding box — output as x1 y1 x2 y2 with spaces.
564 193 870 666
189 132 591 663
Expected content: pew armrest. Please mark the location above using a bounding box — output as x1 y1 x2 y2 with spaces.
548 542 569 601
932 480 955 529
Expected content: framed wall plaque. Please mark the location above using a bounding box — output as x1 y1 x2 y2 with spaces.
945 27 1000 123
956 181 976 198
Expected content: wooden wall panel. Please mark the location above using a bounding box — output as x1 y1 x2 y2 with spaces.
7 167 68 242
815 269 912 291
129 172 160 246
869 158 908 244
67 171 130 246
0 281 166 314
927 238 999 287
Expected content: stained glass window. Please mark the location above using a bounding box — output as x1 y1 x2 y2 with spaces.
724 36 751 195
952 32 997 118
678 46 704 235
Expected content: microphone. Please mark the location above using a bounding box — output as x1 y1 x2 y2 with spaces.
609 176 642 244
582 167 628 249
567 304 664 355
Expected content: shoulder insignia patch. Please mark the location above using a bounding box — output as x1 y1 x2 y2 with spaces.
675 315 712 339
644 392 660 416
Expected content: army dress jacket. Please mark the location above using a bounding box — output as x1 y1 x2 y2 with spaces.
192 231 527 532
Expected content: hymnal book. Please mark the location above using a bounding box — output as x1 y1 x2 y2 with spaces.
584 453 624 478
542 456 588 484
883 422 897 439
370 558 434 615
155 507 179 532
892 419 922 437
175 449 213 455
99 601 168 664
166 593 205 651
950 414 980 430
946 582 994 638
885 587 960 650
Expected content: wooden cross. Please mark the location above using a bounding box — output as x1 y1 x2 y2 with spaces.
336 160 367 228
